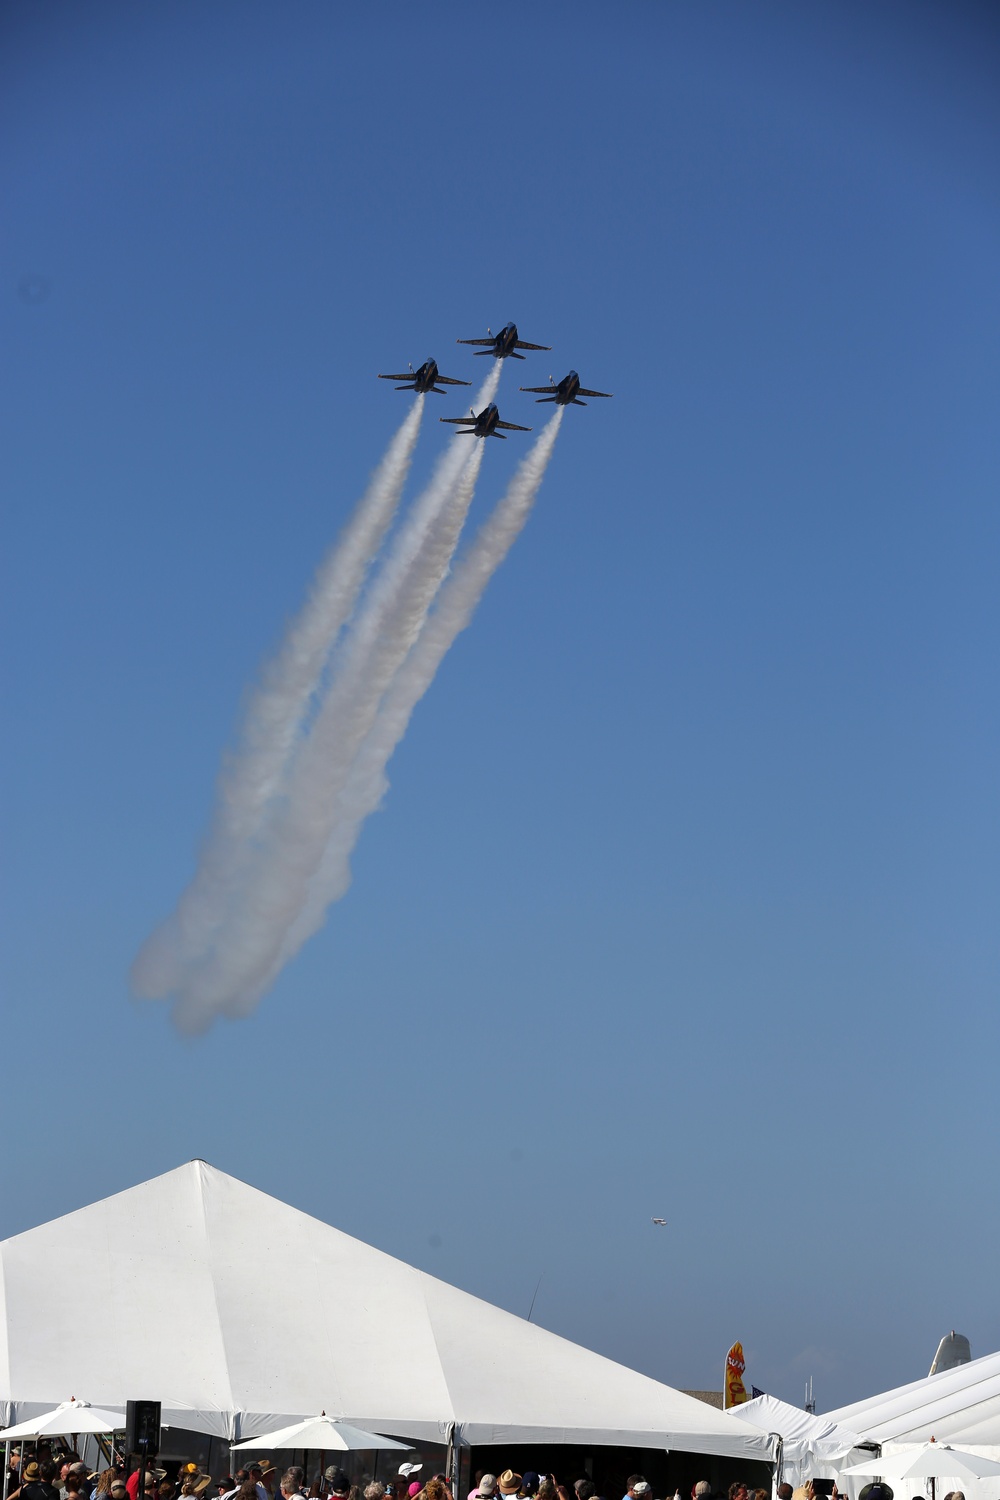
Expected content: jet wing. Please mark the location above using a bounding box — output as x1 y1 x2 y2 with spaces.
496 420 532 431
577 387 613 398
378 373 416 381
434 375 472 385
513 340 551 351
439 416 476 425
456 337 497 346
518 385 555 394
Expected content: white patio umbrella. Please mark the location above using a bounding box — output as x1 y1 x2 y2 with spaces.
232 1414 412 1452
840 1442 1000 1483
0 1400 124 1440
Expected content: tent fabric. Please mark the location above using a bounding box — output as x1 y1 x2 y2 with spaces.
727 1394 871 1492
825 1351 1000 1446
0 1161 772 1460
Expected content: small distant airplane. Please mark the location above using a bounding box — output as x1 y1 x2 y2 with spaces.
378 359 472 395
440 402 532 440
520 370 613 407
651 1218 668 1226
457 322 551 360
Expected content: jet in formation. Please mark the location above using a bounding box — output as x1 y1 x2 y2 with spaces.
520 370 613 406
377 359 472 395
457 322 551 361
440 403 532 440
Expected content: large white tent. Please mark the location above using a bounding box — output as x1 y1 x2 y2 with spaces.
0 1161 771 1460
826 1351 1000 1447
727 1394 873 1493
826 1352 1000 1500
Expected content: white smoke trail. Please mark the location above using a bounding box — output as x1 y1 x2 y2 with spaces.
170 391 498 1032
131 399 426 1000
274 408 565 971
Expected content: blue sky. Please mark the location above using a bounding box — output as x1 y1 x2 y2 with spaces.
3 1 999 1411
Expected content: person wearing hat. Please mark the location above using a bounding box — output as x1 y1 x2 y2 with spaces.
498 1479 522 1499
468 1478 496 1500
14 1462 61 1500
324 1473 350 1500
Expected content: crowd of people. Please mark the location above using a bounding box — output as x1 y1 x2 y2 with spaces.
5 1453 940 1500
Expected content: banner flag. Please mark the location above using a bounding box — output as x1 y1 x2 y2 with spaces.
724 1341 749 1408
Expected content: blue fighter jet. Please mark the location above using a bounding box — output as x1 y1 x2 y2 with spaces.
519 370 613 406
378 358 471 395
456 322 551 360
439 403 532 440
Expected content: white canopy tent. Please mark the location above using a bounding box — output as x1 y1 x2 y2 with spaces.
727 1394 874 1494
826 1352 1000 1500
231 1414 412 1452
826 1352 1000 1447
0 1399 125 1440
0 1161 772 1460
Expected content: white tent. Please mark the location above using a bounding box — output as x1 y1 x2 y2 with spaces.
0 1161 771 1460
826 1351 1000 1447
728 1394 873 1493
826 1352 1000 1500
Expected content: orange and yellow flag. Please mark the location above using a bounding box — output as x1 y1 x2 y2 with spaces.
724 1341 748 1408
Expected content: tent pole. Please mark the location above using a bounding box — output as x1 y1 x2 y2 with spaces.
3 1438 11 1500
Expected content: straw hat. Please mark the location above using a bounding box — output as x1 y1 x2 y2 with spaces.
499 1476 522 1496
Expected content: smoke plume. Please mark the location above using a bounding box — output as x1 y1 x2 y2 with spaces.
131 399 425 999
276 409 565 969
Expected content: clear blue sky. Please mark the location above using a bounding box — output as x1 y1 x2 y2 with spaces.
3 1 999 1412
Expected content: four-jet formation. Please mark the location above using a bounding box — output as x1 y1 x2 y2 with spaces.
439 402 532 441
456 322 551 360
377 359 472 395
519 370 613 406
379 322 612 434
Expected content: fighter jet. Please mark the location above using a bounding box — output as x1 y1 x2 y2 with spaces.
439 403 532 440
652 1218 668 1226
456 323 551 360
378 359 471 395
520 370 613 406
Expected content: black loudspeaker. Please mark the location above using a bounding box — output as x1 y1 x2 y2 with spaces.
125 1401 162 1458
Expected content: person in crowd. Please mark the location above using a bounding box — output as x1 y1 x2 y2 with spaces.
245 1466 270 1500
776 1487 793 1500
108 1481 127 1500
753 1489 768 1500
622 1478 646 1500
363 1485 385 1500
535 1481 556 1500
498 1479 522 1500
324 1473 350 1500
420 1481 450 1500
408 1487 422 1498
279 1476 303 1500
727 1484 747 1500
575 1486 594 1500
215 1482 234 1500
469 1477 496 1500
521 1479 540 1500
232 1478 260 1500
12 1461 60 1500
63 1476 83 1500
